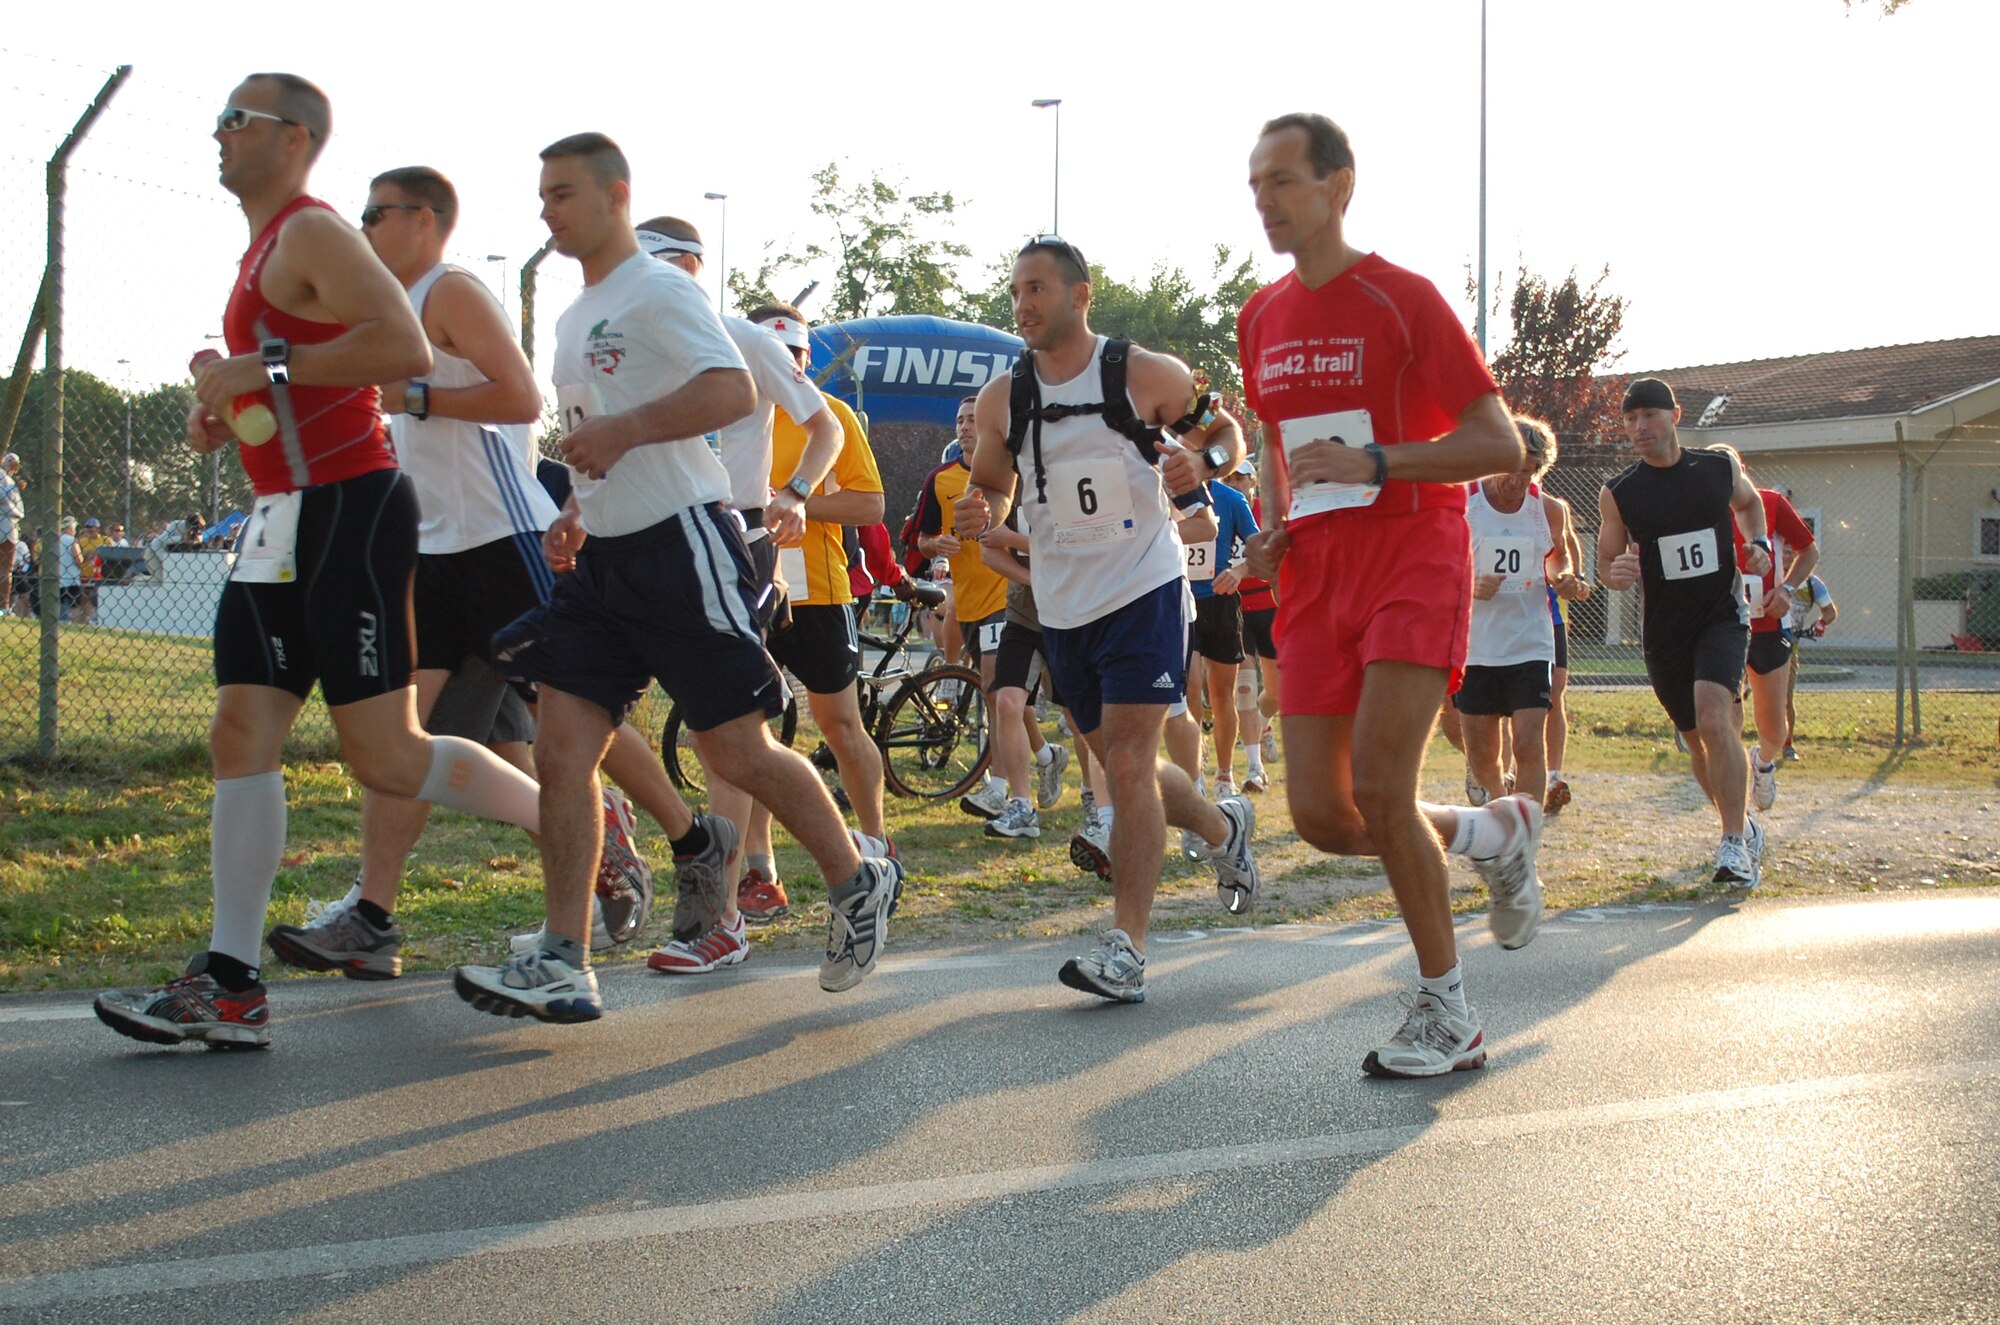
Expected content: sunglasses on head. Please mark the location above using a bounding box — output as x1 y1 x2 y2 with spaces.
1019 234 1089 279
360 203 428 227
216 105 302 134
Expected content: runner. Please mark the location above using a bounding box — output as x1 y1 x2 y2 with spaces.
1540 489 1591 815
979 507 1072 839
1455 417 1574 807
635 222 841 943
1225 459 1281 791
1784 572 1838 760
1238 113 1544 1078
955 234 1261 1004
456 133 901 1019
1186 462 1260 798
94 75 547 1049
1599 377 1773 886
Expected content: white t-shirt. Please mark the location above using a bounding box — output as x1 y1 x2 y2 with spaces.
714 316 827 522
552 252 745 538
0 472 20 535
58 533 82 587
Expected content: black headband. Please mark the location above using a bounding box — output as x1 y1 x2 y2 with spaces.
1622 377 1677 412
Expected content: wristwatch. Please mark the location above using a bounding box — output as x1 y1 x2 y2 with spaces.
781 475 814 502
1201 442 1230 476
1363 442 1390 487
1750 536 1773 555
405 382 430 421
259 338 291 387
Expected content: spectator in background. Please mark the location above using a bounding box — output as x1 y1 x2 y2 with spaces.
10 529 37 618
56 516 85 623
0 453 23 616
169 512 208 552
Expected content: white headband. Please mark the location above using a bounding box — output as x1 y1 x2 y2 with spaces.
760 317 810 351
637 229 703 258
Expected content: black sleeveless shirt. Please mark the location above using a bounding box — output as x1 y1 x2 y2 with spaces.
1606 448 1748 652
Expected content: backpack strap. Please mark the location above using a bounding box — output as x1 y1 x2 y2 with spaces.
1098 339 1164 466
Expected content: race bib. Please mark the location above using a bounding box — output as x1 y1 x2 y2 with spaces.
777 545 810 603
555 382 605 440
975 619 1004 653
1184 539 1217 582
1280 409 1379 519
231 491 301 584
1743 573 1763 619
1658 528 1720 581
1045 458 1136 548
1478 536 1535 593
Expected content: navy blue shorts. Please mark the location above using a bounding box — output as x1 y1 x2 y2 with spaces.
1042 578 1189 737
492 503 785 732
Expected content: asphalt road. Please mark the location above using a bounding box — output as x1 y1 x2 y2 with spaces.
3 891 1997 1324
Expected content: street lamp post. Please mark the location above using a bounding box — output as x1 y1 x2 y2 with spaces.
1031 99 1062 232
703 192 728 308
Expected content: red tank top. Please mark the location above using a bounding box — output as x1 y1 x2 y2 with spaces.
224 195 396 495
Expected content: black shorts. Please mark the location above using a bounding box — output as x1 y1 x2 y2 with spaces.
1552 618 1569 672
1242 606 1278 661
1746 630 1792 677
213 467 419 707
413 535 555 674
991 620 1063 706
1453 660 1553 716
745 533 781 635
960 609 1005 662
1192 594 1245 665
425 653 534 744
768 602 861 695
492 502 784 732
1645 621 1750 733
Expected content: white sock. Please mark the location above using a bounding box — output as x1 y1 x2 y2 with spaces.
1754 754 1775 772
1418 962 1469 1018
208 772 286 967
1436 802 1511 858
1547 767 1563 786
1034 744 1056 768
418 736 540 831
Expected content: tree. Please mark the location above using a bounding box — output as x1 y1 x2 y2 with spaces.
1475 264 1629 453
727 163 972 322
1844 0 1913 13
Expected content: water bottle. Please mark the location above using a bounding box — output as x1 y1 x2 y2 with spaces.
188 349 277 446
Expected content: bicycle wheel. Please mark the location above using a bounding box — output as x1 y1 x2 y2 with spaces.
877 664 990 800
662 690 799 795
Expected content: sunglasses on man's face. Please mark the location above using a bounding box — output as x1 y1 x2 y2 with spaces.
360 203 427 227
216 106 300 134
1018 234 1089 279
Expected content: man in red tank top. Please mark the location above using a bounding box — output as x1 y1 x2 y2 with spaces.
94 73 554 1050
1238 113 1543 1079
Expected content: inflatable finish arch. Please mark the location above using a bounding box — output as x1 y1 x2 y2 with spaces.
807 315 1025 428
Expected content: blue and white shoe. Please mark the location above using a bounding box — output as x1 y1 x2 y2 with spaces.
821 857 901 992
455 950 602 1023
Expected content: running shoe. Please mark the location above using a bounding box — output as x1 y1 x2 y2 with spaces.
1464 768 1490 808
738 867 790 925
455 949 602 1023
1783 744 1800 763
1035 743 1071 810
1713 834 1758 888
94 954 271 1048
1751 755 1778 812
1079 787 1099 832
1058 928 1147 1003
959 777 1007 820
649 915 749 974
1262 728 1279 764
266 904 402 980
304 879 362 926
1242 770 1269 794
1180 827 1207 862
1361 991 1486 1078
1470 794 1544 951
850 828 896 860
1211 795 1260 916
671 813 739 942
1746 813 1766 864
1070 815 1113 881
1214 776 1237 803
1674 729 1689 754
510 899 615 956
1543 778 1572 818
821 857 901 993
597 786 654 944
986 798 1041 839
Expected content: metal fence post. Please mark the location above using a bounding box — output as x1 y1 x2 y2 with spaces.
1894 424 1912 746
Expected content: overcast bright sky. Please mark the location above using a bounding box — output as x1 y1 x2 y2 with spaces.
2 0 1992 399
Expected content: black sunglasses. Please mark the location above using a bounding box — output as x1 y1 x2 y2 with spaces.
1018 233 1090 281
360 203 428 227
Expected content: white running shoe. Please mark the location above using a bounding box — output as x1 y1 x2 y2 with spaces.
1180 827 1207 862
454 950 602 1024
1463 768 1490 808
1242 769 1268 794
1214 776 1236 803
1362 992 1487 1078
821 857 901 993
1752 755 1778 812
1262 729 1278 764
1470 795 1544 951
1746 814 1766 863
1035 743 1070 811
959 777 1008 820
1713 835 1758 888
303 880 362 926
1057 928 1147 1003
1211 795 1260 916
985 798 1041 839
1070 816 1113 881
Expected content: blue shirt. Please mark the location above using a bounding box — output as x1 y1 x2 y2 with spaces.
1190 479 1260 600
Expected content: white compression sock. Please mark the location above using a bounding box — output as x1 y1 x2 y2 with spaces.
418 736 540 831
209 772 287 967
1432 802 1511 858
1418 962 1470 1018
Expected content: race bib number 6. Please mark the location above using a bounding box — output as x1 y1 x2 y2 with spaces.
1658 528 1719 582
1045 458 1136 547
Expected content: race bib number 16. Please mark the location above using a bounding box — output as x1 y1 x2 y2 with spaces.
1658 528 1719 582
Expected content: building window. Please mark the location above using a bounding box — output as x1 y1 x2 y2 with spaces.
1797 507 1822 542
1979 509 2000 560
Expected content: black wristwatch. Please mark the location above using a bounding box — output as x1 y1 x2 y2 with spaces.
1363 442 1389 487
259 338 291 387
1750 536 1773 555
1201 442 1230 476
405 382 430 421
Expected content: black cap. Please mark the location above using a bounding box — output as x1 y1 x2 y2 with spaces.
1622 377 1677 412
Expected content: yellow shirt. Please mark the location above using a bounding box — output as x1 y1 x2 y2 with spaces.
770 394 881 607
927 462 1009 623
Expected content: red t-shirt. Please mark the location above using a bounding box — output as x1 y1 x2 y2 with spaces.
847 521 906 599
1237 253 1498 528
224 195 396 496
1733 488 1816 634
1239 496 1275 612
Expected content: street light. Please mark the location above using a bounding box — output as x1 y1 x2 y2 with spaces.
485 254 507 322
1031 99 1062 232
703 192 728 308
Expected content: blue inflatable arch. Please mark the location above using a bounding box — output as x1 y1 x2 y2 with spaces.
807 315 1024 428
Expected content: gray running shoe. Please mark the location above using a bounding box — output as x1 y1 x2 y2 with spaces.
1470 794 1544 951
1361 992 1486 1078
1746 813 1767 863
821 857 901 993
960 777 1008 820
454 950 602 1023
1752 755 1778 812
1035 743 1071 810
1180 826 1207 862
1211 795 1260 916
1058 928 1147 1003
985 797 1041 839
266 905 402 980
1714 834 1758 888
597 786 654 944
671 813 739 942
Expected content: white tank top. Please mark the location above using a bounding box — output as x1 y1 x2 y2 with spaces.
1465 483 1556 667
391 264 560 555
1011 337 1184 630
